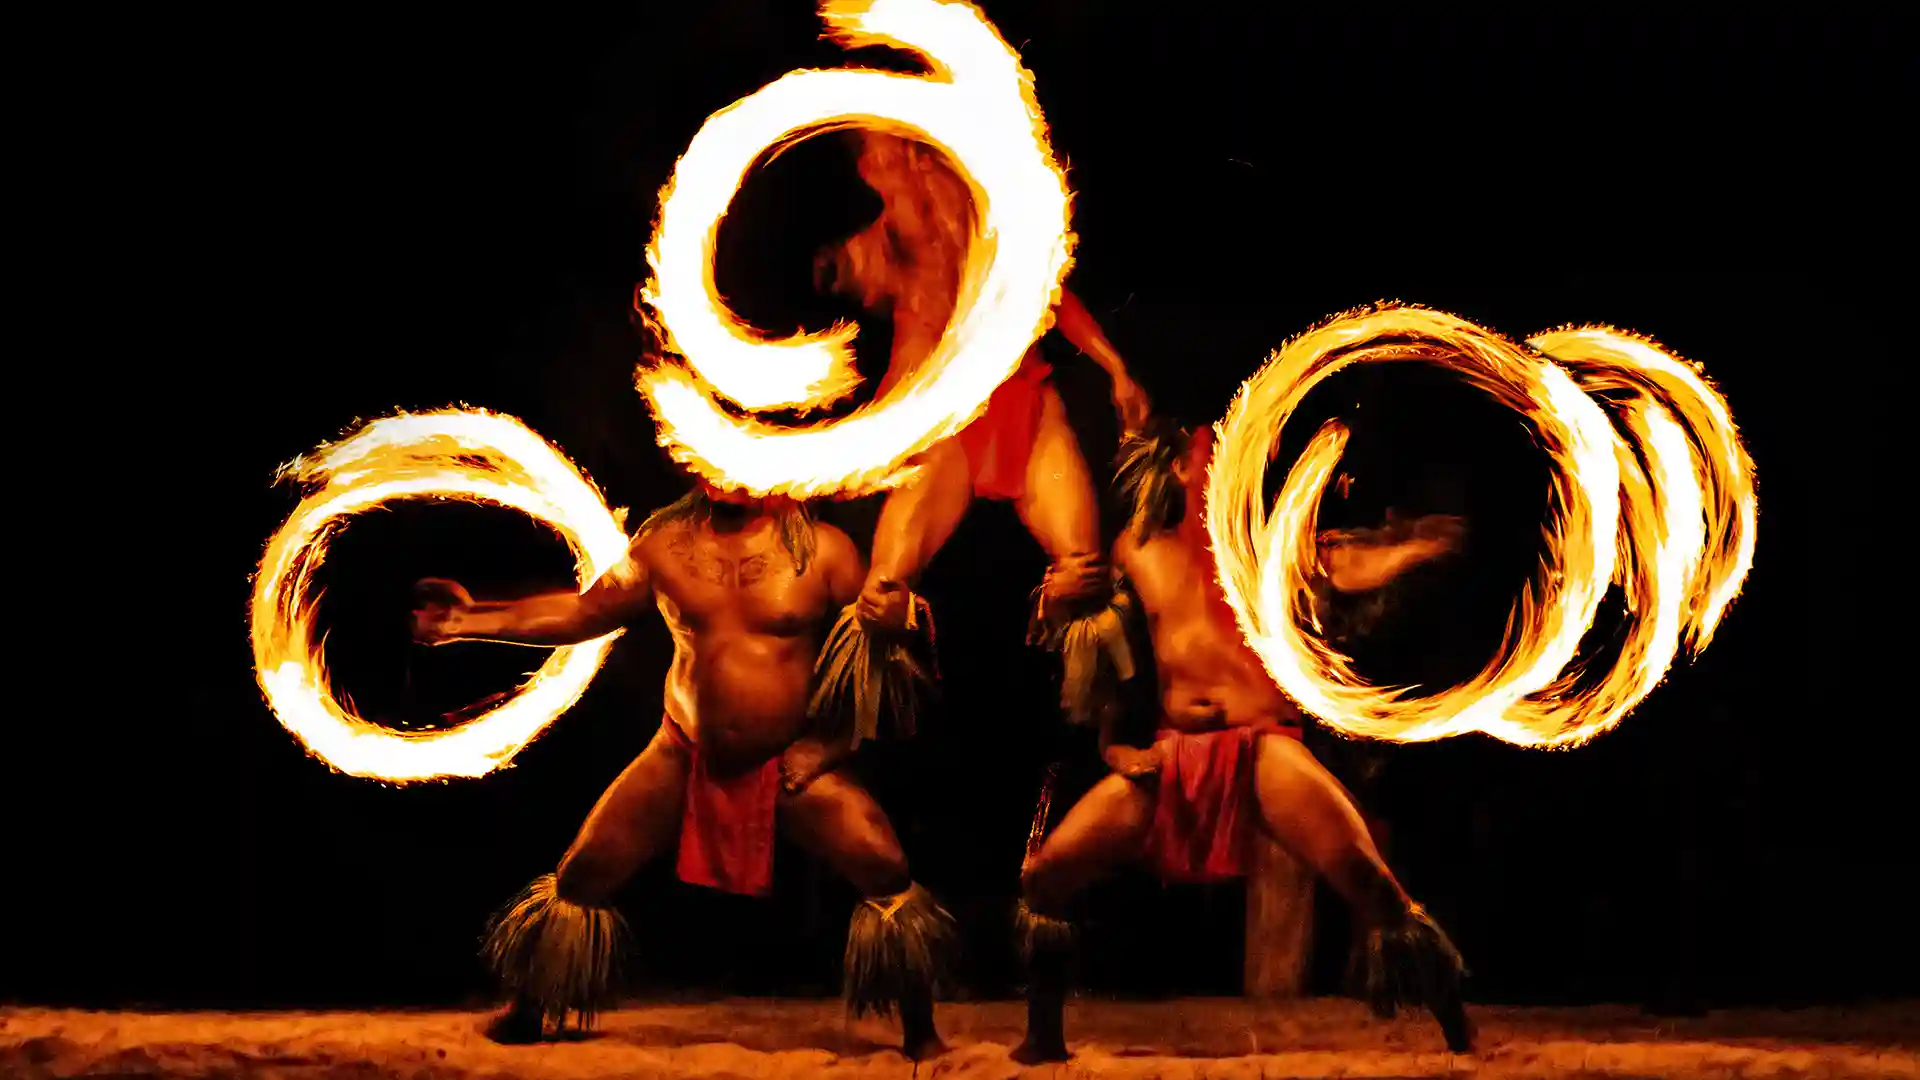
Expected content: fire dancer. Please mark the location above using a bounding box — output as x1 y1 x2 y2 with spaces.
411 481 953 1058
1009 420 1475 1063
812 130 1151 732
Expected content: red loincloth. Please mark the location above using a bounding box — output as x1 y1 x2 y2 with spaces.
1144 723 1292 884
663 717 780 897
958 348 1053 502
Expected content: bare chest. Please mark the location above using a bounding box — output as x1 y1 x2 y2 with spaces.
1128 539 1220 624
651 528 826 635
1130 540 1259 662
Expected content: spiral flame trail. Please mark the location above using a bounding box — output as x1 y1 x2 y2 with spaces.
250 410 631 782
1206 304 1756 749
252 0 1067 779
635 0 1074 498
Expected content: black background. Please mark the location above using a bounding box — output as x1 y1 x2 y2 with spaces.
9 3 1906 1012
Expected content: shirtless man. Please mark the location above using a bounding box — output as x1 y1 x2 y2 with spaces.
814 131 1148 730
1010 421 1475 1063
411 482 953 1059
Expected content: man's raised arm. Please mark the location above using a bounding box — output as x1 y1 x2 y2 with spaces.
412 537 654 647
1053 288 1151 432
815 523 867 612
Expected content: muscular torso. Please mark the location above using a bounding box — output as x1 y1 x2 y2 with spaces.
639 518 834 770
1120 520 1303 736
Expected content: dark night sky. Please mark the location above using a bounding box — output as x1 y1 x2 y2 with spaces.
10 4 1908 1011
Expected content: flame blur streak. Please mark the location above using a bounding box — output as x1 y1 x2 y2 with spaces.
636 0 1073 498
1206 304 1756 748
250 410 631 783
1530 327 1758 655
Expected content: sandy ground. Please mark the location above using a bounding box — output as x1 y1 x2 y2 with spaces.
4 998 1915 1080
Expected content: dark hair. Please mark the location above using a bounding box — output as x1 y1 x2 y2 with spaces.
1113 418 1193 542
635 489 818 575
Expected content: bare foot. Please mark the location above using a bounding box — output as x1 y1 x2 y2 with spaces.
482 1001 548 1045
898 989 946 1062
1369 906 1476 1055
902 1032 949 1061
1010 1035 1070 1065
1429 989 1476 1054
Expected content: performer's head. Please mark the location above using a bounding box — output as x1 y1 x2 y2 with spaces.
1116 418 1204 542
815 130 977 319
638 476 817 572
692 478 788 532
1171 424 1213 491
697 477 762 510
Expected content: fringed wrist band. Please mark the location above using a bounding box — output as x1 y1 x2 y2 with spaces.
1026 563 1137 727
810 590 941 746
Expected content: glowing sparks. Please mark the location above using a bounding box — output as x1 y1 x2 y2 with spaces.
636 0 1074 498
250 410 631 783
1206 304 1757 749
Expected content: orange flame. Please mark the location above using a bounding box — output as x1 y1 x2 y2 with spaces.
1206 304 1757 749
249 410 631 782
251 0 1070 780
635 0 1074 498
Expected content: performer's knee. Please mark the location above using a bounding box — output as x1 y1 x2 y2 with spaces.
554 846 622 908
864 840 912 898
847 811 911 897
1020 852 1068 917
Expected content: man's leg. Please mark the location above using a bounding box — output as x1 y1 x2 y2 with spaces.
484 722 691 1043
810 436 968 744
1014 387 1134 725
777 751 952 1061
1013 386 1103 561
867 438 975 591
1249 733 1474 1052
1014 772 1157 1064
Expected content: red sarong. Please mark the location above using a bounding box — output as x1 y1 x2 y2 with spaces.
958 348 1052 503
1144 724 1290 884
663 717 780 897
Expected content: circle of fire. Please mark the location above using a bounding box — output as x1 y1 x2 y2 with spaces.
1206 304 1757 748
250 410 632 782
634 0 1074 498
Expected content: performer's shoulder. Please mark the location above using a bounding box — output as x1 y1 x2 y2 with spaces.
631 514 684 547
628 511 695 568
809 518 860 563
632 492 700 543
1112 527 1169 578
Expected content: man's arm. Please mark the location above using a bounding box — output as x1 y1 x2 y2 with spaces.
1096 533 1161 778
785 522 873 794
1053 288 1131 383
1109 532 1138 587
858 440 970 629
414 536 654 647
1092 537 1128 772
1053 287 1151 431
815 522 867 611
1097 699 1161 778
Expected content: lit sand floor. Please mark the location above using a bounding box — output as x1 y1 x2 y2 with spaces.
5 997 1914 1079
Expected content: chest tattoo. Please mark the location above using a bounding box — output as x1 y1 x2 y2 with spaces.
737 553 774 586
666 531 787 589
